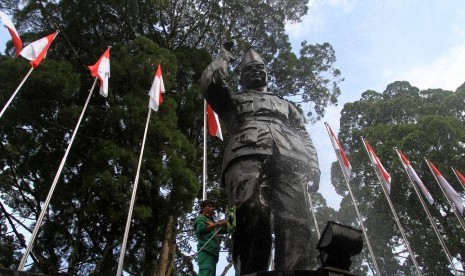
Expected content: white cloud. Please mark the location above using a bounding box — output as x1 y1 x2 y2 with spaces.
386 41 465 91
323 0 357 13
285 0 358 43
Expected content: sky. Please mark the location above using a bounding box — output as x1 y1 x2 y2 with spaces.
289 0 465 210
2 0 465 274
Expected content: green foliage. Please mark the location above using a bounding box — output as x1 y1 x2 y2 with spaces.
0 0 344 274
334 81 465 275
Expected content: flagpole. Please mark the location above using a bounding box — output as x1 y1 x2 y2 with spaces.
306 191 321 239
451 167 465 193
395 150 458 275
18 78 98 271
116 107 152 276
425 160 465 232
0 67 34 119
324 125 380 275
361 138 422 276
202 100 207 201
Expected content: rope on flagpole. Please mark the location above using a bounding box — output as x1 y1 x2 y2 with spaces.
202 100 208 201
362 137 422 276
116 107 152 276
18 78 98 271
395 150 458 275
0 67 34 119
324 125 381 275
425 160 465 233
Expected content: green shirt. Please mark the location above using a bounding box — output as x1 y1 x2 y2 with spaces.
194 214 223 258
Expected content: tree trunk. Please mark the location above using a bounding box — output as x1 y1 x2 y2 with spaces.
166 240 176 276
155 214 176 276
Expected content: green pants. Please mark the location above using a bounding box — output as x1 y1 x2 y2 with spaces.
198 251 217 276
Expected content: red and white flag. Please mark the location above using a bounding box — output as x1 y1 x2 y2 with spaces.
427 160 464 215
453 168 465 190
0 10 22 56
20 31 58 68
325 123 351 181
88 47 110 97
397 150 434 204
207 104 223 140
148 64 165 111
363 138 391 194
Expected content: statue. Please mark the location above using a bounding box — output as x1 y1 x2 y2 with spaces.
201 45 320 275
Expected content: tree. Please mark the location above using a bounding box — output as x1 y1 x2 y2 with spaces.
333 81 465 275
0 0 343 274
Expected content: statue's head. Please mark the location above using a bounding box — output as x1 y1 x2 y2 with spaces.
240 50 267 89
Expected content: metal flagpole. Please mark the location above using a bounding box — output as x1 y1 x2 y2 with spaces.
425 160 465 233
18 78 98 271
361 138 422 276
324 125 381 275
306 192 321 239
340 178 382 276
395 150 458 275
116 107 152 276
0 67 34 119
202 100 207 200
451 167 465 193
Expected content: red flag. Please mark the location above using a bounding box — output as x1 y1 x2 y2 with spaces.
88 47 111 97
397 150 434 204
207 104 223 140
453 168 465 189
20 31 58 68
427 160 464 215
325 123 351 181
0 10 22 56
148 64 165 111
363 138 391 194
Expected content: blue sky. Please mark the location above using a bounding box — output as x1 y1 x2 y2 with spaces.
287 0 465 209
2 1 465 274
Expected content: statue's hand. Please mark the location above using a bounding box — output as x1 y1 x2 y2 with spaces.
308 168 320 193
219 41 235 63
212 68 227 85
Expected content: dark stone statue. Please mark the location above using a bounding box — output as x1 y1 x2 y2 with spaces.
201 45 321 275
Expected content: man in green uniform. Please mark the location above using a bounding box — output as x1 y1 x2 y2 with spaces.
194 200 229 276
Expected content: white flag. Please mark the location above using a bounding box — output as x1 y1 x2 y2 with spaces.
397 150 434 204
427 160 464 215
20 31 58 68
363 138 392 194
148 64 165 111
0 10 22 56
88 47 111 97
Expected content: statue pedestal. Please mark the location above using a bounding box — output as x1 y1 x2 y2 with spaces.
243 221 363 276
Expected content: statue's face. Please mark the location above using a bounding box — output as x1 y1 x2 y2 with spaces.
241 63 267 89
